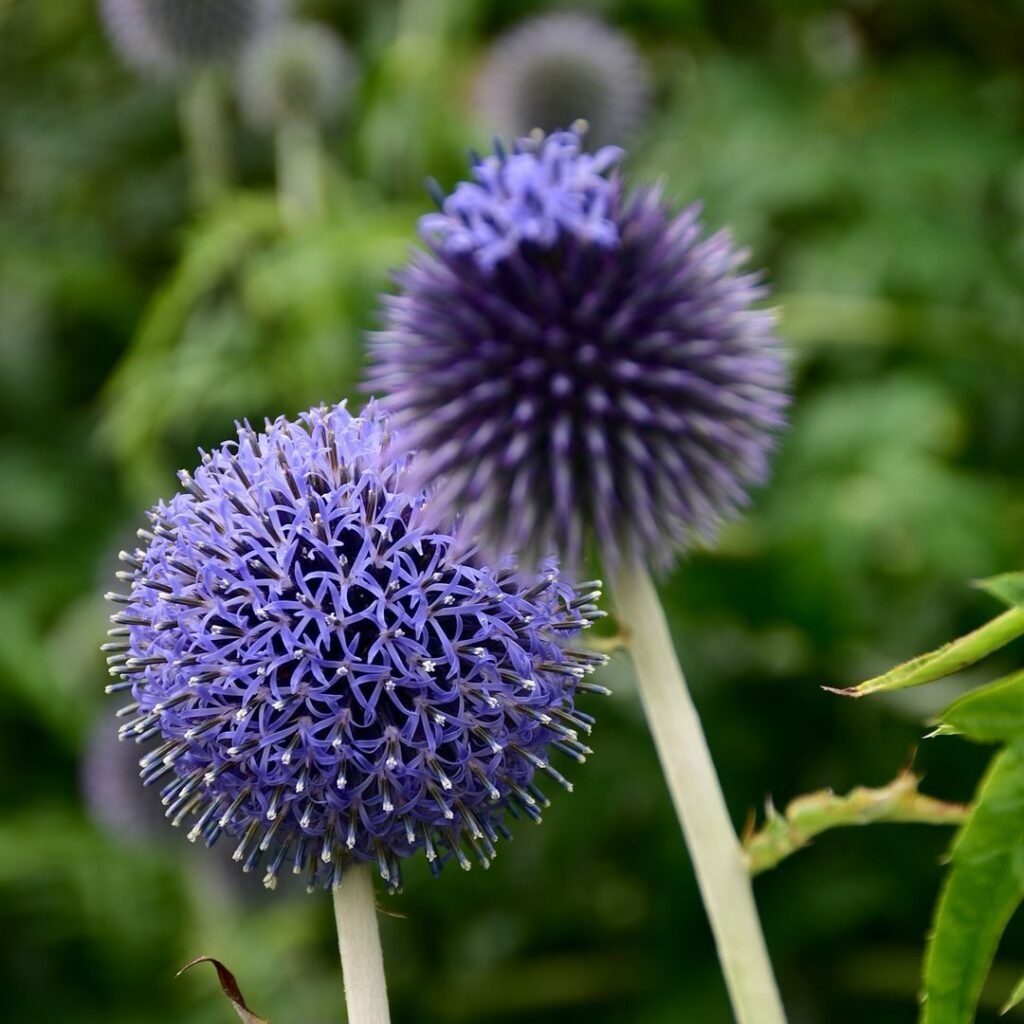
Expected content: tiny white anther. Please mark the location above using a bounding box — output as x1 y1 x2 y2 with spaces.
331 737 343 749
272 700 285 711
266 809 277 821
203 770 215 784
433 712 446 725
385 756 398 770
443 595 454 605
281 752 292 765
187 827 201 843
422 660 436 674
184 729 197 740
295 780 305 793
471 647 485 657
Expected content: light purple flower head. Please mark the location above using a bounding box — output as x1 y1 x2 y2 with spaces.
367 128 790 572
476 12 650 148
104 402 606 893
99 0 287 78
236 20 358 133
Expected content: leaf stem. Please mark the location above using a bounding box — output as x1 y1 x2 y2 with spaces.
333 863 391 1024
610 562 787 1024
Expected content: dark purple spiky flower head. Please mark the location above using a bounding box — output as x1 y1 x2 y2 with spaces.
99 0 287 77
104 402 606 893
367 129 789 571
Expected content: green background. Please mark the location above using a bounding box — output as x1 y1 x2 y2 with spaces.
3 0 1024 1021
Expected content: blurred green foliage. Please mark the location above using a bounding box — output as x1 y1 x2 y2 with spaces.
3 0 1024 1021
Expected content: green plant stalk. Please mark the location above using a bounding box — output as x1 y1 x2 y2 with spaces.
276 117 327 229
179 69 233 210
743 772 968 875
333 862 391 1024
611 562 787 1024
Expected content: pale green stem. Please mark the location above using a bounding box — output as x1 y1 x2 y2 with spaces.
611 562 787 1024
179 69 233 210
275 117 327 229
333 863 391 1024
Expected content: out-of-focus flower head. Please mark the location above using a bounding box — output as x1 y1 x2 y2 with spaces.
104 402 606 892
237 20 358 133
475 12 650 148
99 0 287 77
367 128 789 572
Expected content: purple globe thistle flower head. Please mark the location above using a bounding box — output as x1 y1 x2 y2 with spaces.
236 21 358 134
367 128 789 573
103 401 606 893
476 12 650 149
99 0 287 78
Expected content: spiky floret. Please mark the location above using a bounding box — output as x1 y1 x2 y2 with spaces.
104 402 606 893
99 0 287 77
475 12 650 148
236 20 357 132
368 129 789 571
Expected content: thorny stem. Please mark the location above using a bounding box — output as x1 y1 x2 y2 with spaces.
743 771 969 875
333 863 391 1024
611 562 787 1024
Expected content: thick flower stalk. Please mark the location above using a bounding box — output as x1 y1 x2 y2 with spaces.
367 129 790 1023
476 12 650 148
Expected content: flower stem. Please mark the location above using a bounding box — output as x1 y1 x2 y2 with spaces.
275 117 327 229
610 561 787 1024
179 69 233 211
333 863 391 1024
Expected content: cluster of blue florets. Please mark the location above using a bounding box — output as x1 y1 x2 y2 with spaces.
106 403 605 892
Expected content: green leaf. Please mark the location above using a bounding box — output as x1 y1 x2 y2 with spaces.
940 670 1024 743
831 607 1024 698
922 741 1024 1024
977 573 1024 611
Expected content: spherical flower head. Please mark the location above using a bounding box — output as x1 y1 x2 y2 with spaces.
367 129 790 572
104 402 606 893
237 21 358 133
476 12 650 148
99 0 287 78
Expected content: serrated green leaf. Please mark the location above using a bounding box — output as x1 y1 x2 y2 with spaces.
922 741 1024 1024
835 607 1024 698
976 573 1024 611
940 670 1024 744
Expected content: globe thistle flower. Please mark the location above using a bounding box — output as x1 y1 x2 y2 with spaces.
237 21 357 133
103 402 605 893
99 0 287 77
475 12 650 148
367 129 789 572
